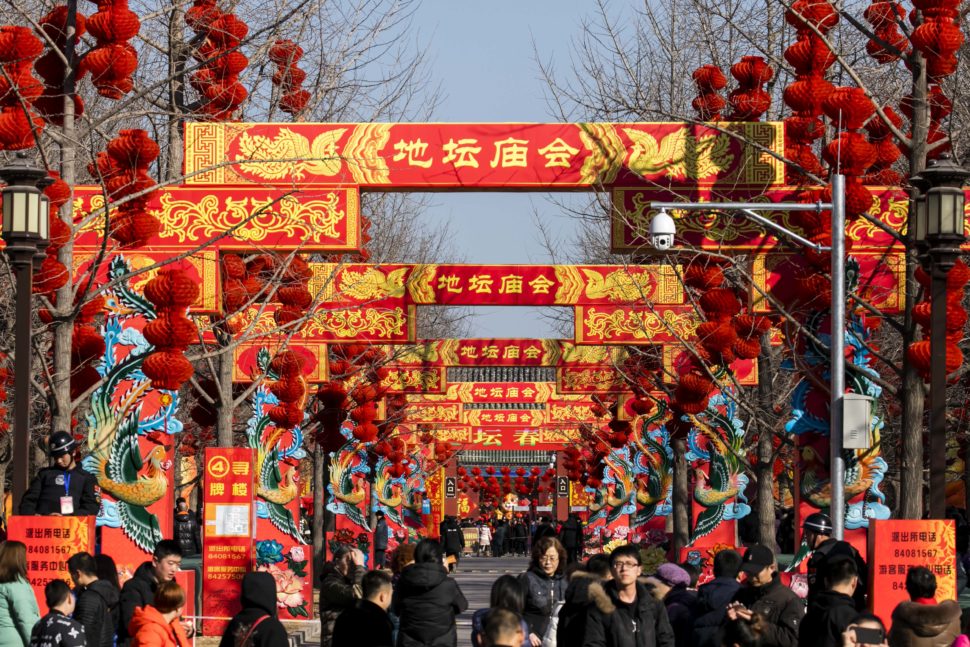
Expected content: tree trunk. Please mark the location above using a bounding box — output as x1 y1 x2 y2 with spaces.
313 445 327 577
672 438 689 555
899 53 930 519
51 2 79 446
756 338 778 548
216 346 234 447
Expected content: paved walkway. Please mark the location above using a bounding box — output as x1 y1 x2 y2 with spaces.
453 555 530 647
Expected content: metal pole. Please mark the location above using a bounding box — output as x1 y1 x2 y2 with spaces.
929 264 948 519
12 256 34 507
830 174 846 540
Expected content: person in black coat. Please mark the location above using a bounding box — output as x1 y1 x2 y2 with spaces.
493 522 508 558
518 536 568 643
692 549 742 647
584 545 674 647
19 431 100 517
532 517 556 543
802 513 867 609
118 540 190 646
374 511 390 569
558 555 613 647
218 572 288 647
727 545 804 647
173 498 201 558
799 557 862 647
559 515 582 564
67 552 119 647
512 520 528 556
441 517 465 572
334 570 395 647
392 539 468 647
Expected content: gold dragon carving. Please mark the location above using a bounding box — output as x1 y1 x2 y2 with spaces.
234 128 346 180
559 368 625 391
337 267 409 300
582 307 698 342
548 404 594 422
624 128 733 179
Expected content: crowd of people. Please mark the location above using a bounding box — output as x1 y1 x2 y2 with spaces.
7 434 970 647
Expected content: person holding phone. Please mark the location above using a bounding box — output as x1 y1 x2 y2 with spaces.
726 544 803 647
843 614 889 647
800 557 861 647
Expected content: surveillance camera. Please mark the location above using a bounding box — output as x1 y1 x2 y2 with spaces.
649 209 677 251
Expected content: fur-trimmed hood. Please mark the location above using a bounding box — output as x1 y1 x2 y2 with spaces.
586 580 616 614
892 600 961 637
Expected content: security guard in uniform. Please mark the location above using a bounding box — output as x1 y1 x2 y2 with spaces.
803 512 868 609
19 431 100 516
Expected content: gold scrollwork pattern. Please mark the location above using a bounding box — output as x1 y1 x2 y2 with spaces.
409 405 460 423
581 307 697 342
554 266 584 304
309 307 407 339
151 192 346 245
558 368 625 392
578 123 624 185
407 264 439 303
383 368 442 392
345 124 392 184
548 404 594 422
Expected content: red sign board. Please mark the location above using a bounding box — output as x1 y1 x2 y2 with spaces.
7 516 96 614
868 519 957 627
185 122 785 189
202 448 256 636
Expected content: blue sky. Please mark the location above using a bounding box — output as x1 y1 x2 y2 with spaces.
411 2 603 338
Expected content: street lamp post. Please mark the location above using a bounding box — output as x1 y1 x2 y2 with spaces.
911 155 969 520
0 152 51 508
651 174 848 539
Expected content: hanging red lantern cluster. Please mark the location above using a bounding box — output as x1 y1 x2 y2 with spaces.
864 106 903 185
69 291 107 400
186 0 248 119
79 0 139 99
372 434 409 478
691 65 726 121
0 26 44 150
89 129 161 247
269 40 310 115
33 174 71 296
863 0 907 63
821 87 876 217
220 254 251 315
726 56 773 121
907 260 970 380
910 0 963 79
267 350 307 429
782 0 837 184
275 255 313 326
33 7 86 126
141 266 200 391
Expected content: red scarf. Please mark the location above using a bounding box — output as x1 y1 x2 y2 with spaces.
914 597 937 605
